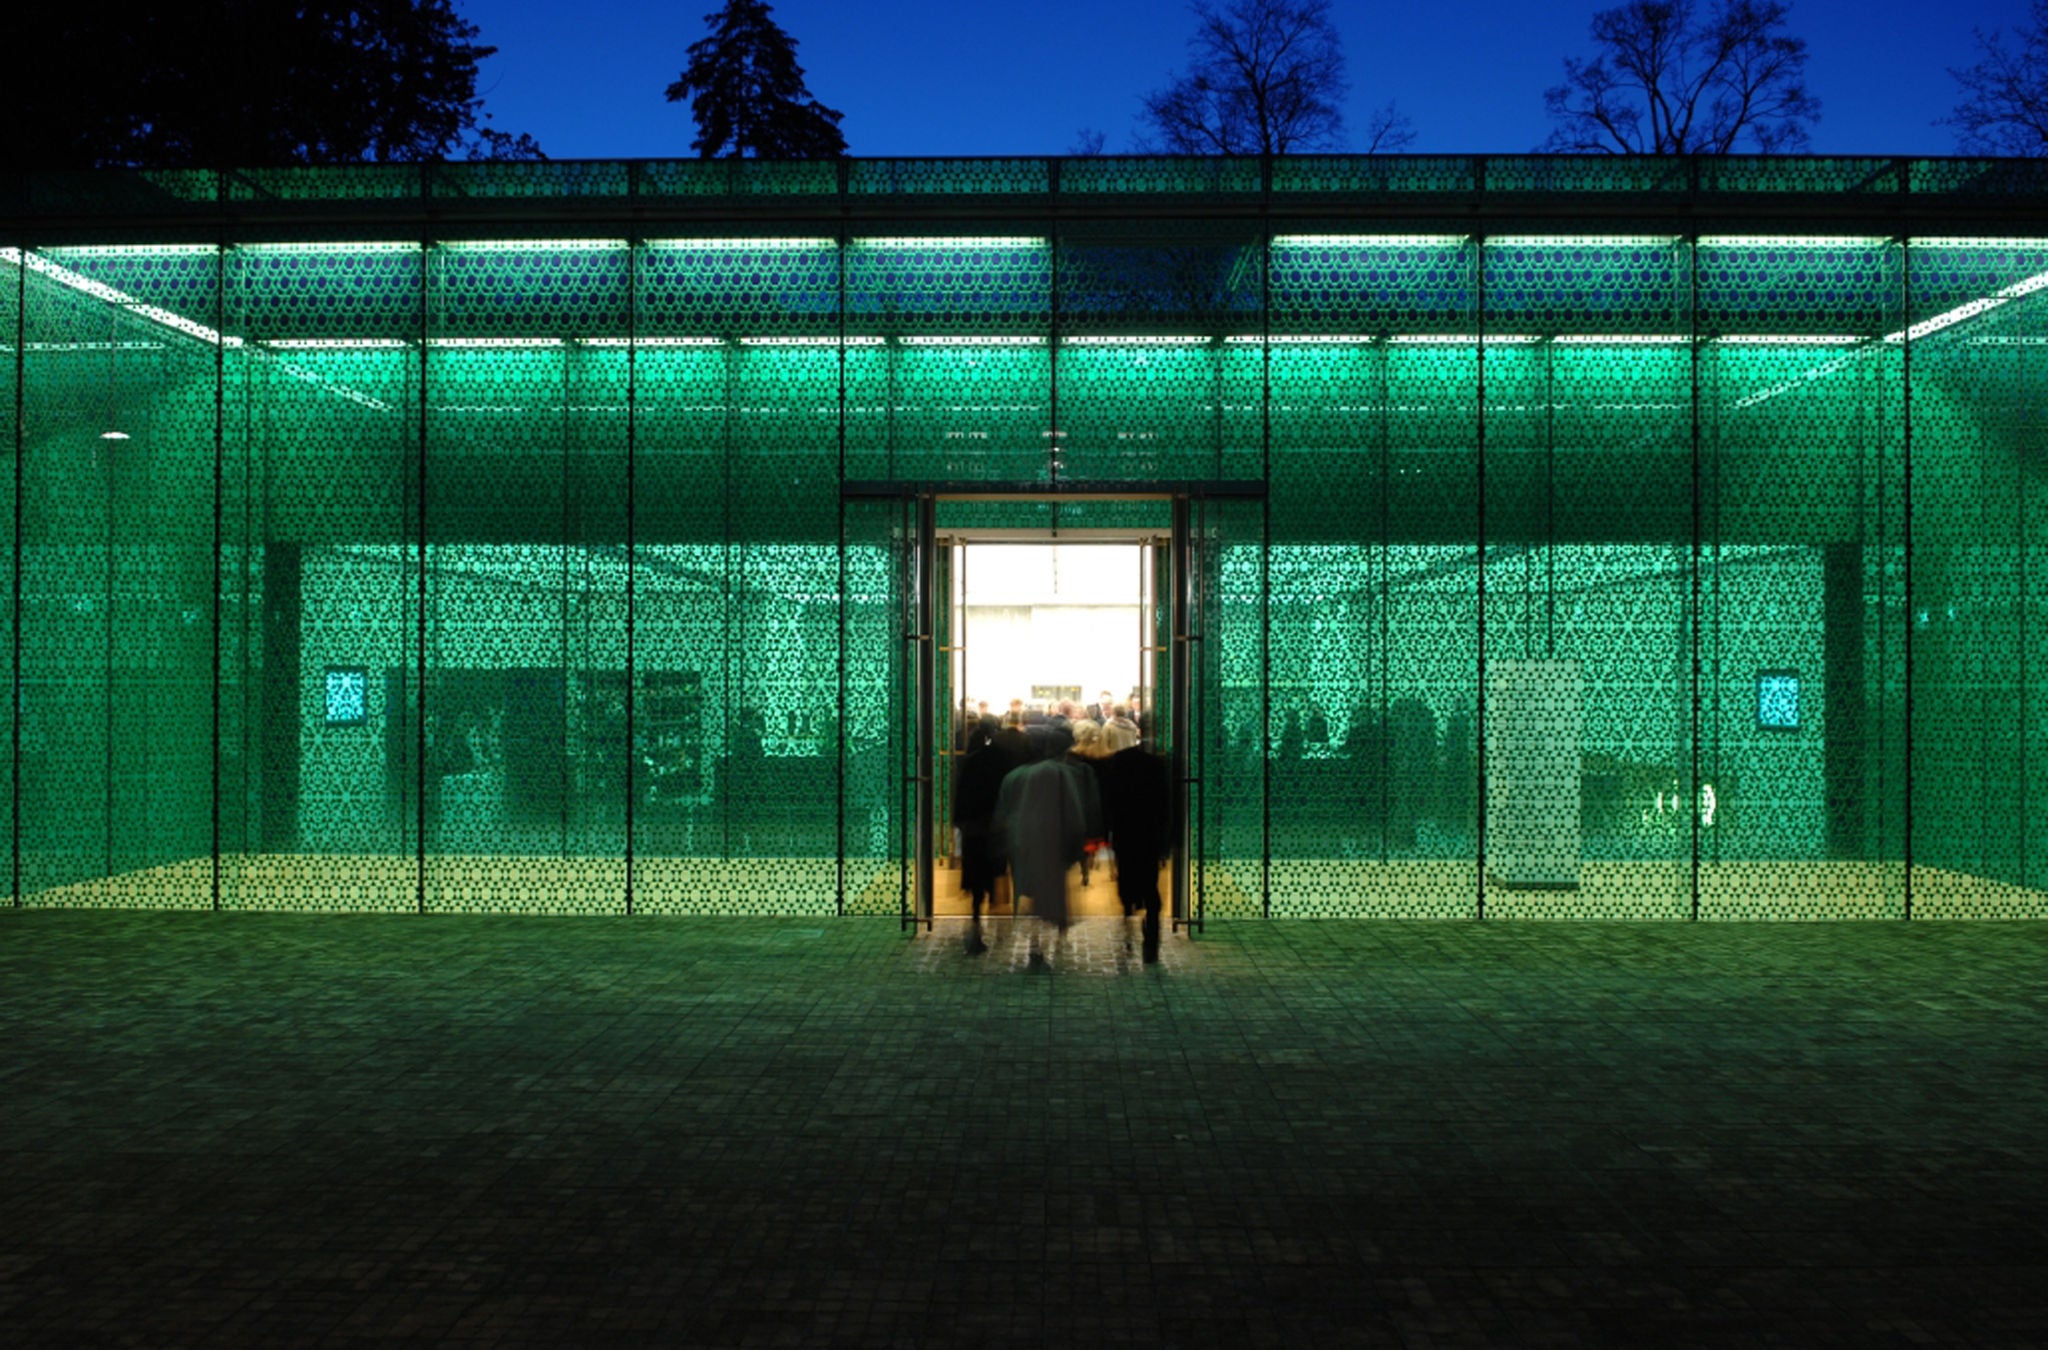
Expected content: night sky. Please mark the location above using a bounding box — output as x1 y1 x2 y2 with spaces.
463 0 2033 160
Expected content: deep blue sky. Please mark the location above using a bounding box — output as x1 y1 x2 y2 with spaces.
464 0 2033 159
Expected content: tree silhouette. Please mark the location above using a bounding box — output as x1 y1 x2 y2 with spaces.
666 0 847 158
4 3 542 170
1542 0 1820 154
1947 1 2048 155
1139 0 1414 156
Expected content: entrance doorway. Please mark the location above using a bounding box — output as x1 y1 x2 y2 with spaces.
933 537 1165 923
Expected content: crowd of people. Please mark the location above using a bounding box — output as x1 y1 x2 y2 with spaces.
951 691 1171 968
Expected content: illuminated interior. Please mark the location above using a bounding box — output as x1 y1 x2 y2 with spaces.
4 157 2046 920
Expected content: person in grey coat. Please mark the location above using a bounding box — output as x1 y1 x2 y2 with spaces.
992 732 1085 970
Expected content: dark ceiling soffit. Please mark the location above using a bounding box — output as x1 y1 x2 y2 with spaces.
8 197 2048 242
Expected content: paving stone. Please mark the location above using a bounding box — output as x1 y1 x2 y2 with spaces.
1 910 2046 1346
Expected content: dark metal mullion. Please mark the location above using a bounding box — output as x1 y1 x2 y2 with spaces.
1902 240 1915 920
1259 215 1271 920
212 242 224 910
561 329 572 862
835 218 847 917
625 229 638 917
1689 235 1702 921
415 237 429 916
1475 236 1488 920
10 246 21 907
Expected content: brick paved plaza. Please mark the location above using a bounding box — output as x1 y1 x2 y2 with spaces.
3 910 2046 1347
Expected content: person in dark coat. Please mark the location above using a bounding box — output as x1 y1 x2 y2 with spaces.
951 715 1014 955
992 730 1085 970
1100 721 1173 963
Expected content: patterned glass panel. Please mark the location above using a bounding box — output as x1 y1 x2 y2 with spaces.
222 241 422 911
20 246 217 909
1908 241 2048 918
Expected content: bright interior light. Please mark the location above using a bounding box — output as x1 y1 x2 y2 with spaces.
52 244 217 257
1062 335 1208 346
646 237 836 250
7 249 237 346
1552 334 1689 345
1271 234 1464 247
857 236 1045 249
99 431 131 441
737 336 884 346
1717 335 1865 345
580 337 725 348
238 241 418 254
1386 334 1537 344
1915 237 2048 249
1886 297 2007 343
1225 334 1377 344
898 336 1047 346
1485 235 1677 247
267 338 410 350
428 337 563 348
1697 236 1889 248
438 239 627 251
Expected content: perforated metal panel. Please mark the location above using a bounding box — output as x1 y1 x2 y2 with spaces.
3 157 2046 921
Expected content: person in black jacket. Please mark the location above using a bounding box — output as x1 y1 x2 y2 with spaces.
951 715 1015 955
1099 722 1173 963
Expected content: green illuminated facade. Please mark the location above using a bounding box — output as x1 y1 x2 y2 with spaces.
4 155 2046 921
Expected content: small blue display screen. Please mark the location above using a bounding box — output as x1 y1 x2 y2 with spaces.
325 666 368 727
1757 670 1800 730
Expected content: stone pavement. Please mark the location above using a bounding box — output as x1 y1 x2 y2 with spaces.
2 909 2046 1347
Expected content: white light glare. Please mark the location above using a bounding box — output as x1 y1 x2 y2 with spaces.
898 336 1046 346
1485 235 1676 247
1881 268 2048 342
1718 335 1865 345
267 338 410 350
4 249 239 346
428 337 564 349
238 241 418 254
737 336 884 346
1224 334 1376 344
647 237 836 250
1696 236 1888 249
1386 334 1538 344
100 431 131 441
580 337 726 348
1063 335 1208 346
1914 237 2048 249
1270 234 1464 247
857 236 1045 249
1552 334 1689 345
439 239 627 251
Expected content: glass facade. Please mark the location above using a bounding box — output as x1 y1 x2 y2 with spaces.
4 156 2046 920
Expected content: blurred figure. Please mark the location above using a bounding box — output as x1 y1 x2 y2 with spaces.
1065 721 1109 888
994 710 1033 765
1128 692 1153 747
1100 719 1172 964
952 715 1015 956
993 728 1085 970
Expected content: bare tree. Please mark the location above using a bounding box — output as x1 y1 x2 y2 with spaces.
1139 0 1414 155
1947 1 2048 155
1542 0 1820 154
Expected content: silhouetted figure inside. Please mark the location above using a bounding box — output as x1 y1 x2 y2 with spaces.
992 726 1084 970
952 714 1014 955
1101 720 1172 963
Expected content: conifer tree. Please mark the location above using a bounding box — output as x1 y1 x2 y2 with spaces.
665 1 847 158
